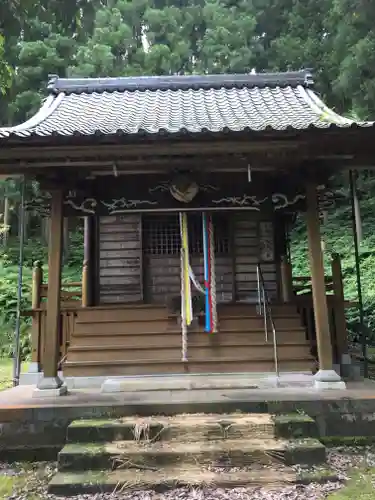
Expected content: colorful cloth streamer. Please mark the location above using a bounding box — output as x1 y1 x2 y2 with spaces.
179 212 193 326
202 213 211 332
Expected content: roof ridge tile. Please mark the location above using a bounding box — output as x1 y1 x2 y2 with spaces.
47 70 314 95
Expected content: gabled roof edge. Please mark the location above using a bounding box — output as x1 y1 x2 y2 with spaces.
47 69 315 95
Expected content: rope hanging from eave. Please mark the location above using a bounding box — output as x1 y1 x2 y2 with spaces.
208 213 218 333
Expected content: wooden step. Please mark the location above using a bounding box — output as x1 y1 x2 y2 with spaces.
166 315 303 330
76 306 169 323
218 303 299 316
74 319 171 334
217 316 302 329
66 342 311 362
70 329 309 347
63 357 314 377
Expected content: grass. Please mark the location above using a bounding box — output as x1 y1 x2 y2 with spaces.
0 358 29 391
327 468 375 499
0 463 53 499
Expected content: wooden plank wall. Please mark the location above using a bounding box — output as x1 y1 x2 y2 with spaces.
144 255 233 304
234 214 276 301
99 215 143 303
98 213 277 304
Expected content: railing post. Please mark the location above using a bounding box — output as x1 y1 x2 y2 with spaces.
31 260 42 310
29 261 43 373
280 256 293 302
331 253 349 363
81 262 89 308
82 216 91 307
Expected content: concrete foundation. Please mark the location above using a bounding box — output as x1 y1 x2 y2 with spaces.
313 369 346 390
100 372 315 393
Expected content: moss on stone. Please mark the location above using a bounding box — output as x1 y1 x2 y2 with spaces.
61 442 106 455
296 467 339 484
274 413 314 424
69 419 121 428
284 438 326 465
321 436 375 447
273 413 318 439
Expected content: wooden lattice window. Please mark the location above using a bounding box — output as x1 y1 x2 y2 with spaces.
142 213 230 256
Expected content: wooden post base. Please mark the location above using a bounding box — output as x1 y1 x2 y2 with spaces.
35 376 67 397
313 369 346 390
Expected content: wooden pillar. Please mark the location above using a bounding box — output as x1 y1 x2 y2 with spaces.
280 256 293 302
305 182 335 373
82 216 90 307
331 253 349 359
29 261 43 372
36 188 66 393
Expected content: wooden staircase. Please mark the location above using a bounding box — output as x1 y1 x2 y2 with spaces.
62 303 314 377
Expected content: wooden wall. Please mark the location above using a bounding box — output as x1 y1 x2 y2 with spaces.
97 212 277 304
98 215 143 303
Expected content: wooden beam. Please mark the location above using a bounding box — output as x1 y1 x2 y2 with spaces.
0 139 304 162
305 181 334 371
37 188 65 391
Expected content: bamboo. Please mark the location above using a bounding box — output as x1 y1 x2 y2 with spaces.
331 253 349 361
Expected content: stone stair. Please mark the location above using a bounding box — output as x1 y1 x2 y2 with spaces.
49 413 331 496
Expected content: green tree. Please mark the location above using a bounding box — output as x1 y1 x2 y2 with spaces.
69 0 148 77
326 0 375 119
0 34 11 94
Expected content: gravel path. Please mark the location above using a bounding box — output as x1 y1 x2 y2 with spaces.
3 447 375 500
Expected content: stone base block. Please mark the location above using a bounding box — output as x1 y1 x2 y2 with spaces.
313 369 346 390
314 379 347 390
32 385 68 398
27 362 41 373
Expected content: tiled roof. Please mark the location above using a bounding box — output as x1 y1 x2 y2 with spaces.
0 70 372 139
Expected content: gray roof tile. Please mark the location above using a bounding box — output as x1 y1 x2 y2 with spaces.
0 70 372 139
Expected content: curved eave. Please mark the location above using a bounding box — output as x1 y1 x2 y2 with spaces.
0 122 374 145
0 83 373 142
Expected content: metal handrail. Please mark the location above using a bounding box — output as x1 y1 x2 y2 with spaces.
256 263 279 378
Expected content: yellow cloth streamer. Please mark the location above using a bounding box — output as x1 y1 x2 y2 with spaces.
180 212 193 326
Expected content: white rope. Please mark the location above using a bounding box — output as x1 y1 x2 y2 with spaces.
208 215 218 333
180 246 188 362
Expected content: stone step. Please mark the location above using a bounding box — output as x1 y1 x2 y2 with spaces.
67 414 275 443
49 465 298 496
58 437 326 472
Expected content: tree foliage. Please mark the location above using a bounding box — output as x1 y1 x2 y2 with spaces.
0 0 374 121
